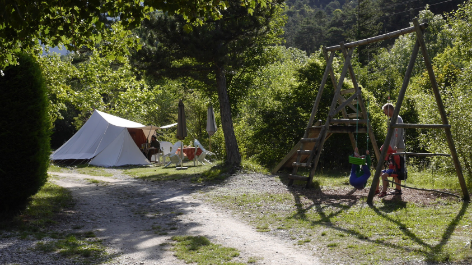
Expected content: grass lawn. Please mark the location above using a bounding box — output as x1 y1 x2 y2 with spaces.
123 163 215 181
48 163 113 177
202 168 472 264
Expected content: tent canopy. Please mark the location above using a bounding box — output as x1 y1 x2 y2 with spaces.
51 110 161 167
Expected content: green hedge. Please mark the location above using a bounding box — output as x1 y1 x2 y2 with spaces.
0 53 51 212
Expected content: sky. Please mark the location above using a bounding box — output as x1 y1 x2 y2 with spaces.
43 46 69 56
39 39 69 56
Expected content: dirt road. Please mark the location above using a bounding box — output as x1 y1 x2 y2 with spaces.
49 171 320 264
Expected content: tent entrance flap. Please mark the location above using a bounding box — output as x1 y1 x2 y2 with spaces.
128 128 148 148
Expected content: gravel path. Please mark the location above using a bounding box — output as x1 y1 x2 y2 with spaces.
0 170 320 265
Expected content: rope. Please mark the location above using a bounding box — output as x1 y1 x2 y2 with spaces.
365 99 369 150
355 98 359 149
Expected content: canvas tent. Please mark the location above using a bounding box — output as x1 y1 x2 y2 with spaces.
51 110 158 167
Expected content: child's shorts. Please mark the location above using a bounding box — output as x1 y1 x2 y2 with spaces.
382 169 394 176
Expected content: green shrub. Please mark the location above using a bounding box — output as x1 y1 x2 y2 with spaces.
0 53 51 212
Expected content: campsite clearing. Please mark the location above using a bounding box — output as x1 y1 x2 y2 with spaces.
1 165 471 264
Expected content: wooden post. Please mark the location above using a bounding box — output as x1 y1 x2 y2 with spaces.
339 44 380 160
307 44 354 188
413 19 470 201
367 40 420 204
323 47 357 150
336 45 357 150
306 49 335 134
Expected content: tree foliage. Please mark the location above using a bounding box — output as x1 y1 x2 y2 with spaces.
0 0 269 70
132 0 286 165
409 1 472 182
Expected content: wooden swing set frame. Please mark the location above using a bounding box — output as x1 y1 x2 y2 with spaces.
273 19 470 204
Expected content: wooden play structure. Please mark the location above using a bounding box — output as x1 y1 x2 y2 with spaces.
272 19 470 204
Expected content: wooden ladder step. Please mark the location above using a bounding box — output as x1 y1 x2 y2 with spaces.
300 137 320 143
288 174 309 181
292 162 311 167
340 88 355 95
307 126 323 132
327 125 367 133
347 113 361 119
297 150 312 155
330 119 367 124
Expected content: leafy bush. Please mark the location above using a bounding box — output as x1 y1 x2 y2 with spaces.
0 53 51 212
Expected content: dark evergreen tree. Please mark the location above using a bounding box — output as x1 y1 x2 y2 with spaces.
354 0 383 64
132 0 285 165
0 53 51 213
293 10 328 54
283 0 464 62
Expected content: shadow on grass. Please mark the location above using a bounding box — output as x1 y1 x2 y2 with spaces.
369 201 470 262
278 171 471 263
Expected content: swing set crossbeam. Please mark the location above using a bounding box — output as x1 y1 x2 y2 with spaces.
395 152 450 157
325 23 428 51
392 123 451 129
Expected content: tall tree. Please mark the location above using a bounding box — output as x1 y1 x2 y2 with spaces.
354 0 382 64
132 1 285 165
293 10 328 55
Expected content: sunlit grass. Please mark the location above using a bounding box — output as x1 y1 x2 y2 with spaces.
241 159 270 174
247 256 263 263
35 232 107 260
74 165 113 177
85 178 105 184
203 167 472 264
123 163 214 181
171 235 243 265
48 164 113 177
47 164 66 173
405 169 469 191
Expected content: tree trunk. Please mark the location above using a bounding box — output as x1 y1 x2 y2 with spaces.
215 65 241 165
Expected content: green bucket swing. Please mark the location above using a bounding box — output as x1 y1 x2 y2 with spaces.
349 155 366 165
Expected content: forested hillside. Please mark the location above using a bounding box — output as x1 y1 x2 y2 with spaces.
283 0 464 57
